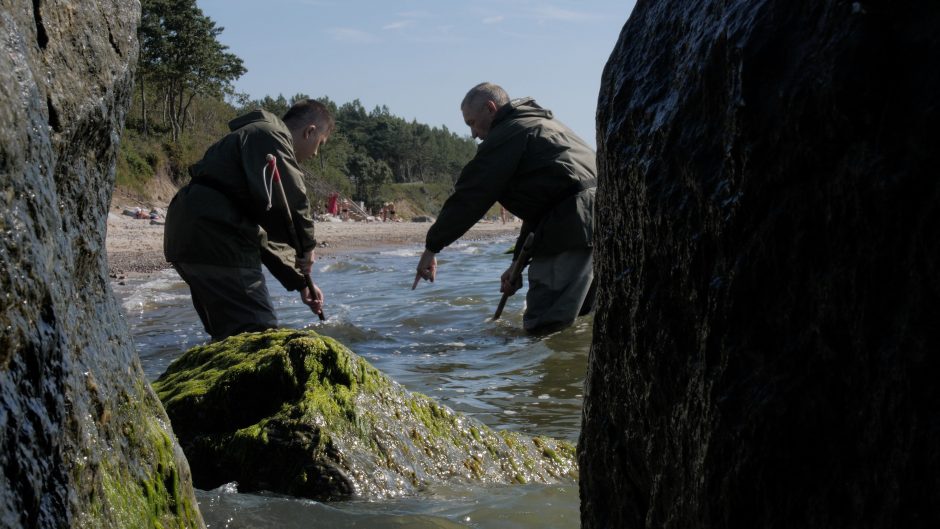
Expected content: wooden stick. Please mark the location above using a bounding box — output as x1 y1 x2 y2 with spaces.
493 232 535 321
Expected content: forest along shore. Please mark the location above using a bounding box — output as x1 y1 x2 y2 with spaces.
105 201 521 279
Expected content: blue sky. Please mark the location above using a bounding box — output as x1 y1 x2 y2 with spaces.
197 1 636 147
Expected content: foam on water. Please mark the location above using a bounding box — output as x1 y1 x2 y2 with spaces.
118 269 190 312
197 482 578 529
378 247 422 257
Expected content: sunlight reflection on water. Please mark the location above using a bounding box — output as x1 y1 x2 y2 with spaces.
112 236 591 528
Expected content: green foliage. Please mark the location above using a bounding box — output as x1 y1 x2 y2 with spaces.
378 182 455 217
115 149 154 194
125 87 237 183
345 152 392 208
138 0 245 141
297 125 356 203
122 2 477 215
248 94 291 117
116 130 162 192
332 99 477 186
238 95 477 199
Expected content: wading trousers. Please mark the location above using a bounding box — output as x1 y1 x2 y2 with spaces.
523 247 596 333
172 262 278 341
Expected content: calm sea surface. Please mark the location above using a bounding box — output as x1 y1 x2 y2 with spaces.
112 235 592 528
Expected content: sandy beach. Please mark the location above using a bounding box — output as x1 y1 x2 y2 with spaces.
105 202 520 279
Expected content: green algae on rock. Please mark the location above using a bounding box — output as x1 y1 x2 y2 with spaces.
153 329 577 500
1 1 204 526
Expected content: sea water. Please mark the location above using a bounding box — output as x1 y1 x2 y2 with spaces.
112 236 592 528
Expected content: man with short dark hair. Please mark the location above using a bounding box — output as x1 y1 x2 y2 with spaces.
164 99 332 340
413 83 597 333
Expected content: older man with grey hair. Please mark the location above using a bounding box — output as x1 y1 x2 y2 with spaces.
413 82 597 333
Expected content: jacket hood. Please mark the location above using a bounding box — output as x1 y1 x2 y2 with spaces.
494 97 553 127
228 109 280 132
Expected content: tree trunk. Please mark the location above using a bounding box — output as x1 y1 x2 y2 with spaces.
140 74 148 135
181 91 197 135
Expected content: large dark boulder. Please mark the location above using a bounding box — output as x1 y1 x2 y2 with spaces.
581 1 939 527
153 329 577 500
0 2 203 527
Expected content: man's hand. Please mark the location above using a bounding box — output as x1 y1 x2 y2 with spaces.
300 282 324 315
500 261 523 295
295 249 316 275
412 249 438 289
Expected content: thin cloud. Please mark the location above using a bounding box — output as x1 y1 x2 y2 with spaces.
383 20 415 30
531 6 599 23
397 10 433 18
482 15 505 24
404 25 463 44
329 28 380 44
497 28 536 40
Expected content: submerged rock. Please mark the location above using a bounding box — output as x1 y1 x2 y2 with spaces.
153 329 576 500
582 1 939 527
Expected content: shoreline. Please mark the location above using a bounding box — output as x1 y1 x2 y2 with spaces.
106 204 520 280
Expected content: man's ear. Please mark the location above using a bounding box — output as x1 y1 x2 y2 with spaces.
305 123 318 138
485 100 498 114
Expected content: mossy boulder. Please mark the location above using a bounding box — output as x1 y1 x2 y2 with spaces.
153 329 576 500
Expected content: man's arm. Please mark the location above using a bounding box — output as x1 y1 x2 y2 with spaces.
261 239 324 315
414 129 527 290
260 240 306 291
424 127 527 253
275 153 317 252
240 128 317 253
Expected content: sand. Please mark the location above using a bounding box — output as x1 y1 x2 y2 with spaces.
105 203 520 279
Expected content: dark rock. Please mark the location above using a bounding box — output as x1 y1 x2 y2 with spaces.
411 215 435 223
581 1 939 528
0 2 203 528
153 329 577 500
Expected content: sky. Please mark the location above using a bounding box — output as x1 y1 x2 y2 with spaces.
196 0 636 147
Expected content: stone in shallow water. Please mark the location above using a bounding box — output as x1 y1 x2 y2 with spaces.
153 329 576 500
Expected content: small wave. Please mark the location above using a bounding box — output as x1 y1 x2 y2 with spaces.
379 247 422 257
319 261 378 274
120 271 190 312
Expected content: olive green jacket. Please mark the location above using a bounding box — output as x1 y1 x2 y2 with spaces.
426 98 596 258
164 110 316 291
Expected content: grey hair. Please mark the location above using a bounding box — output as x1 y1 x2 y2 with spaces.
461 82 510 111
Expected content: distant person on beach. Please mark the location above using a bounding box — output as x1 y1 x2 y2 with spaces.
164 99 333 341
412 82 597 333
327 192 339 216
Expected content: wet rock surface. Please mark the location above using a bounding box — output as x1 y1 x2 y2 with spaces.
154 329 577 500
581 1 939 527
0 2 203 527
